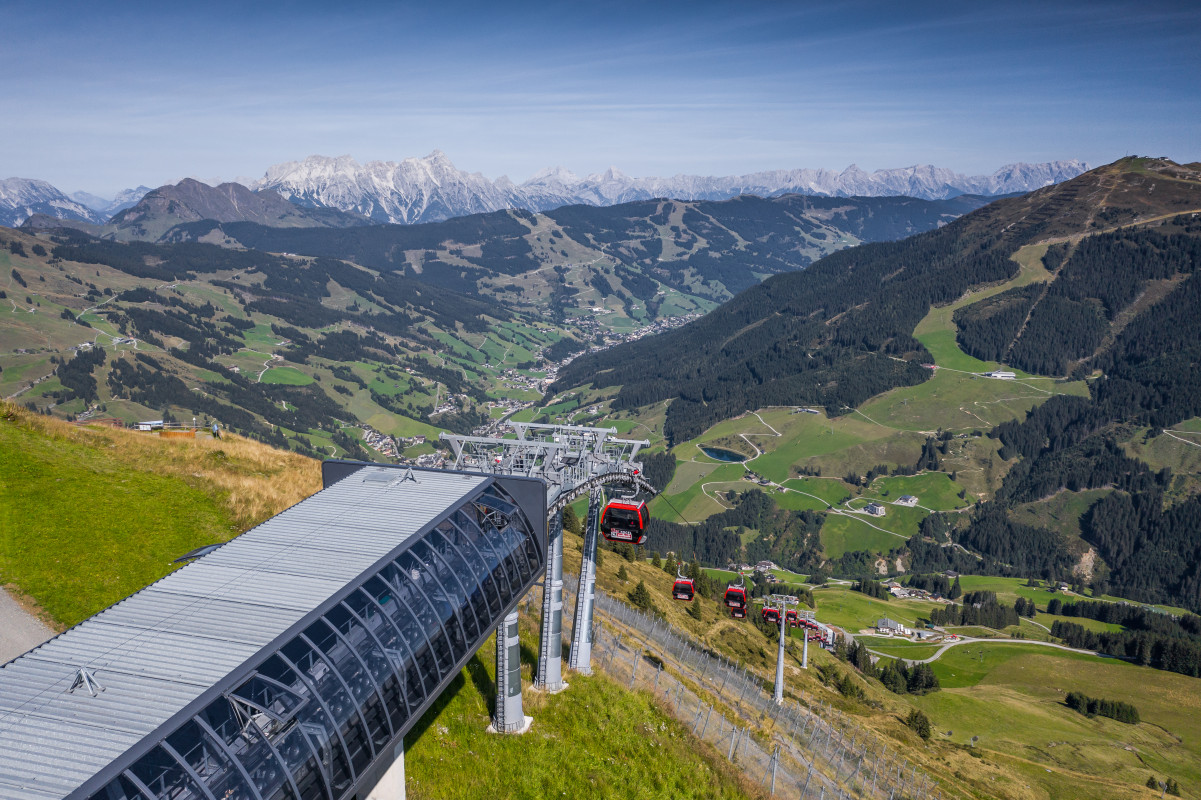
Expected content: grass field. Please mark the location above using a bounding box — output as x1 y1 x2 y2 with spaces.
866 471 970 511
910 644 1201 798
0 403 320 627
651 460 744 522
811 586 933 632
259 365 315 385
1008 488 1111 541
911 243 1053 373
854 639 941 660
781 477 850 506
820 513 908 558
404 621 757 800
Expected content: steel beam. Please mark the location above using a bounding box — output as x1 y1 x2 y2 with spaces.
489 611 532 734
568 487 601 674
534 509 567 692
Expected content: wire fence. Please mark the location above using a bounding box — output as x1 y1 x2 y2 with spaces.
550 577 943 800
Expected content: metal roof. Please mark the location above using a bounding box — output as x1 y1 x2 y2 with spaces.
0 466 492 800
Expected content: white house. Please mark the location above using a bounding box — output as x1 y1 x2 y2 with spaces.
864 502 886 517
896 495 919 507
876 618 910 636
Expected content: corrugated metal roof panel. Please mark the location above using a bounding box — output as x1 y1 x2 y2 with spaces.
0 466 490 799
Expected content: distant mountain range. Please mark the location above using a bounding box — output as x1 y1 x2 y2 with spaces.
104 179 368 241
71 186 153 218
4 153 1090 230
256 151 1090 224
0 178 106 227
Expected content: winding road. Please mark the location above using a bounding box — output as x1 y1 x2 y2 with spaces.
854 632 1120 665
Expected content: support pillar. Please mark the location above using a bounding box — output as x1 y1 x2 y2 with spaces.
535 509 567 692
568 487 601 675
773 605 787 704
802 628 809 669
488 611 532 734
365 739 405 800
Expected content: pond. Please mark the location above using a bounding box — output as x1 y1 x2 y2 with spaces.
700 446 747 463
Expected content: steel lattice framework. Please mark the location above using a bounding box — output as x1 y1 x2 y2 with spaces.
441 421 658 714
440 422 655 512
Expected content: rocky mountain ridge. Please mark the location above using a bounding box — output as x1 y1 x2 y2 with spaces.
255 151 1090 224
0 178 106 227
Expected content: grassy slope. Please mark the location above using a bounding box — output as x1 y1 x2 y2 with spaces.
0 403 320 627
405 615 759 800
913 645 1201 799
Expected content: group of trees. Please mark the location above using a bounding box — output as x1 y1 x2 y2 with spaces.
1050 620 1201 677
646 490 822 573
852 577 890 600
837 639 940 698
1064 691 1140 724
928 591 1022 629
904 573 962 599
54 346 106 404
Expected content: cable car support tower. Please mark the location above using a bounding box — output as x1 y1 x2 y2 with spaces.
765 594 800 704
441 422 655 731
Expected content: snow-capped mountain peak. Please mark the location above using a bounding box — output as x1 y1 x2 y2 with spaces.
245 154 1093 226
1 177 105 227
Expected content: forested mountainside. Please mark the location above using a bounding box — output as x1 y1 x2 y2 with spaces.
552 157 1201 613
551 157 1201 445
152 192 993 302
0 184 992 467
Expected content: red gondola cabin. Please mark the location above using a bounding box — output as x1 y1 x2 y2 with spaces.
672 576 695 602
600 499 648 546
762 607 781 624
724 582 747 609
786 609 800 628
731 606 746 619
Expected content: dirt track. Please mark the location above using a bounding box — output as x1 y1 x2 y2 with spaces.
0 588 53 663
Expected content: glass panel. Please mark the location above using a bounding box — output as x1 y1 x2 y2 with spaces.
167 720 257 800
428 529 493 632
196 700 301 800
128 746 208 800
274 646 354 796
439 521 504 618
341 592 397 684
368 572 446 695
88 775 154 800
351 584 427 710
451 515 514 605
342 592 412 732
394 553 464 665
229 676 305 724
409 539 481 644
289 629 369 773
310 610 392 750
461 508 523 598
519 521 543 578
451 516 506 610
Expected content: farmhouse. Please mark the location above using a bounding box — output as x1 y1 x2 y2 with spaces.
896 495 919 507
984 370 1016 379
876 618 911 636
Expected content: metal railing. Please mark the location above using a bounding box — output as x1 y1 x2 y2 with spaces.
556 577 944 800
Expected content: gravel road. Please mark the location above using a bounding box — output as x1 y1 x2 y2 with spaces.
0 587 54 663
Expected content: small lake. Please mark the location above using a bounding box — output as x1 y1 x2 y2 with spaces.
700 446 747 463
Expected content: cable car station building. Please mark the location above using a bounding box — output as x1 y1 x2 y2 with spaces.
0 463 546 800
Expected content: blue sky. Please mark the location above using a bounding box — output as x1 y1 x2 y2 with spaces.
3 0 1198 196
